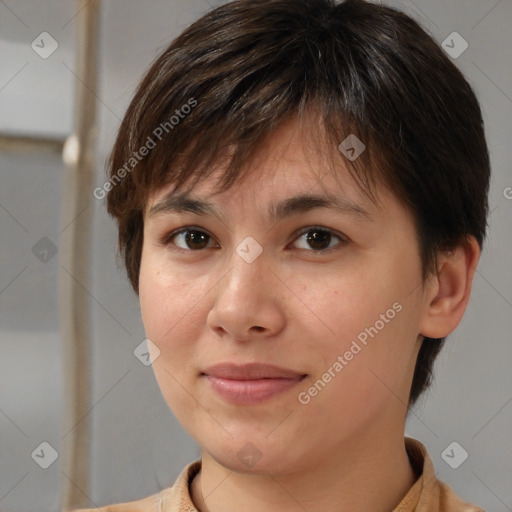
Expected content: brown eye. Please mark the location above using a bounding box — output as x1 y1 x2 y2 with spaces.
306 229 332 250
184 230 210 250
167 228 216 250
292 227 346 252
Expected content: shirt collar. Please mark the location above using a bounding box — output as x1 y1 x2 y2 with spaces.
162 437 482 512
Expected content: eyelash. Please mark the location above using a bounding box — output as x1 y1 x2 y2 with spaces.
160 225 349 254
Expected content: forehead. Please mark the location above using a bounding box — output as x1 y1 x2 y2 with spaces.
147 114 381 215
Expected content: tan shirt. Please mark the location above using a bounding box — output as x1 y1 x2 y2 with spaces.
74 438 485 512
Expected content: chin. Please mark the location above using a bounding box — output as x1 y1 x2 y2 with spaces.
210 448 291 475
200 431 309 476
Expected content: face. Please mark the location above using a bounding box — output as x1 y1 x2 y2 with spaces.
139 115 427 475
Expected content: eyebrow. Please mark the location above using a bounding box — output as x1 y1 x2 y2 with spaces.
147 192 372 222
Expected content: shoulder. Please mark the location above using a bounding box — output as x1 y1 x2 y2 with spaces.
70 460 202 512
71 486 171 512
404 438 486 512
437 479 487 512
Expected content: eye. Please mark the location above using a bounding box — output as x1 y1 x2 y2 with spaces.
162 225 348 253
290 226 347 252
163 226 218 251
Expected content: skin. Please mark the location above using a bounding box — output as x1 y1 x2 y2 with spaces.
139 114 480 512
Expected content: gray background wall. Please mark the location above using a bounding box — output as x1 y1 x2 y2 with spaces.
0 0 511 511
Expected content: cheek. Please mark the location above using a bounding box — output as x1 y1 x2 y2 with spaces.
300 309 416 437
301 260 422 411
138 254 205 401
139 250 202 340
139 252 207 413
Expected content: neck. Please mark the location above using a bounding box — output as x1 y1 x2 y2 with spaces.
190 430 416 512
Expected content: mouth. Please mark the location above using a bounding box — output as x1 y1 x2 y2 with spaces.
201 362 307 405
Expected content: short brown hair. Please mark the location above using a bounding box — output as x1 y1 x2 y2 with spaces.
105 0 490 408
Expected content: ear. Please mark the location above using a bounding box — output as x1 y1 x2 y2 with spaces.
419 236 481 339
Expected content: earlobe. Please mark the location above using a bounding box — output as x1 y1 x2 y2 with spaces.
419 237 481 339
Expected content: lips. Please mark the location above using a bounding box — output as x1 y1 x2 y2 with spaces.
202 363 307 405
203 362 305 380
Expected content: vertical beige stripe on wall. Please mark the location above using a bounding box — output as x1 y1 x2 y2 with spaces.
59 0 100 509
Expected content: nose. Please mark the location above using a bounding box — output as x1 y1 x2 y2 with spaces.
206 250 287 342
